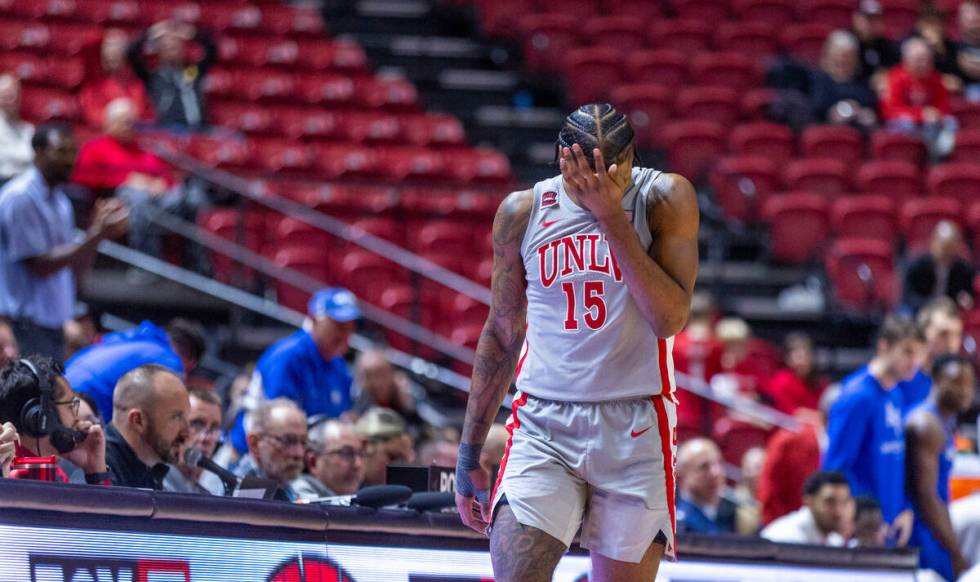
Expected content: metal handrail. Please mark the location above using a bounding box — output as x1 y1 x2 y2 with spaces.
151 145 492 306
144 207 477 364
674 370 804 432
95 238 473 392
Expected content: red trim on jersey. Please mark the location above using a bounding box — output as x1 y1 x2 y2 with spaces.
515 340 529 379
652 395 677 556
657 338 674 399
491 392 529 502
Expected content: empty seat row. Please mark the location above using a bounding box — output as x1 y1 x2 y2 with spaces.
205 72 418 111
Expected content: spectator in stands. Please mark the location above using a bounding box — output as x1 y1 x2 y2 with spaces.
906 354 976 580
904 221 975 314
164 389 223 495
913 7 961 80
0 356 110 485
231 288 359 453
851 496 888 547
811 30 879 129
823 314 925 547
761 471 852 546
0 318 18 369
127 20 216 130
479 423 508 473
898 298 964 415
417 437 459 468
711 317 767 404
0 124 128 360
673 290 722 434
79 30 153 129
292 419 367 500
881 37 958 159
765 332 831 416
352 349 419 424
954 0 980 101
758 385 841 525
67 318 205 423
356 407 415 486
733 446 765 535
1 421 16 477
236 398 307 502
0 75 34 186
106 365 190 489
852 0 899 82
677 438 737 535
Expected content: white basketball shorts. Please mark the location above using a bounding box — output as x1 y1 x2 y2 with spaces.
490 391 678 563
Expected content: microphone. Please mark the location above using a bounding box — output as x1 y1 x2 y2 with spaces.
404 491 455 512
350 484 413 508
183 447 238 495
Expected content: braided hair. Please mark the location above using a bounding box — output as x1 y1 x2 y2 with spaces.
556 103 637 171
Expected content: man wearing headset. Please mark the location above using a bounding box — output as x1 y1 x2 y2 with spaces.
0 355 110 484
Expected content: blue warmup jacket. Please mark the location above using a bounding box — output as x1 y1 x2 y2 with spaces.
909 402 957 581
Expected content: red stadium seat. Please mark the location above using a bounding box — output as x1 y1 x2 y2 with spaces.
280 108 343 141
199 208 265 283
710 156 781 223
0 53 46 85
854 160 922 200
519 14 579 74
690 53 760 92
610 83 674 148
951 129 980 164
358 77 420 112
219 36 300 68
879 0 919 39
714 21 780 59
209 104 276 135
186 135 251 170
800 125 865 162
250 139 316 176
402 114 466 148
298 74 358 108
967 202 980 256
583 16 647 53
831 195 899 246
675 85 740 126
953 101 980 130
261 5 327 37
274 247 331 313
605 0 663 21
563 47 623 105
450 149 512 185
713 419 771 467
730 123 795 164
781 23 835 64
826 238 898 310
762 192 830 264
341 250 408 303
662 120 727 181
901 197 963 253
0 20 51 53
870 131 927 166
18 86 78 123
202 68 238 100
648 19 713 53
273 217 333 265
451 323 484 351
474 0 526 39
350 217 406 248
927 163 980 207
379 147 448 182
312 144 381 180
378 284 440 330
800 0 856 29
296 39 368 73
344 113 404 145
415 222 473 255
672 0 730 22
732 0 797 27
740 88 780 120
74 0 141 26
452 294 491 329
782 158 850 197
624 49 691 87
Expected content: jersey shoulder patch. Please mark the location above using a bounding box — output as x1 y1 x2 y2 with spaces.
541 190 558 209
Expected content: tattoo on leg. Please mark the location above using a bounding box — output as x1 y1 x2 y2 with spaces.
490 506 566 582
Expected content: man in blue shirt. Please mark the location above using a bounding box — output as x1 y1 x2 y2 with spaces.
898 297 963 415
676 438 738 535
906 353 976 581
230 288 359 452
0 124 127 360
66 318 206 422
824 314 924 546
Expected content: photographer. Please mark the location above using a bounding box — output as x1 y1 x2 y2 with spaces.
0 356 110 485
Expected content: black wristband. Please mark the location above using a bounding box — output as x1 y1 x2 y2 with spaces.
84 471 111 484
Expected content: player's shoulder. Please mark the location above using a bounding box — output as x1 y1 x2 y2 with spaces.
904 405 942 436
641 170 699 230
493 189 533 231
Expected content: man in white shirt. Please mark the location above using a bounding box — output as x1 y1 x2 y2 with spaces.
761 470 852 546
0 75 34 184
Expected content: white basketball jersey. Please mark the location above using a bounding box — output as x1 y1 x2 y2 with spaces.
515 167 676 401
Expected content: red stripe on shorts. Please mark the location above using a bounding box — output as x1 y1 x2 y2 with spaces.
652 395 676 554
491 392 529 502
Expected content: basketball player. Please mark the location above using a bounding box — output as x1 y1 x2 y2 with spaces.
454 104 699 582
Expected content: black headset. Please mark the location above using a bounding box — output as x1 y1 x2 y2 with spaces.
17 359 76 454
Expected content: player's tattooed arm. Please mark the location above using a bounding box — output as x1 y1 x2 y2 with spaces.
461 189 532 445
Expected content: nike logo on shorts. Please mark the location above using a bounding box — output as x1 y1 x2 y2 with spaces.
630 426 653 438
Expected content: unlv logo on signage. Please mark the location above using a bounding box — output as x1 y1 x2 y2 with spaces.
267 555 356 582
29 555 190 582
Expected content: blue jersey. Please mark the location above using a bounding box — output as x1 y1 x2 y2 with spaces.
909 402 957 581
823 367 908 522
898 370 932 415
66 321 183 421
230 330 351 452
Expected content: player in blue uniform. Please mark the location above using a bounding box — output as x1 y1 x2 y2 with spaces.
823 315 924 545
898 298 963 415
906 353 976 580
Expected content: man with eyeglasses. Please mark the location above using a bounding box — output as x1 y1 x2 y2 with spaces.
235 398 308 502
292 419 367 500
105 364 190 489
164 389 222 494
